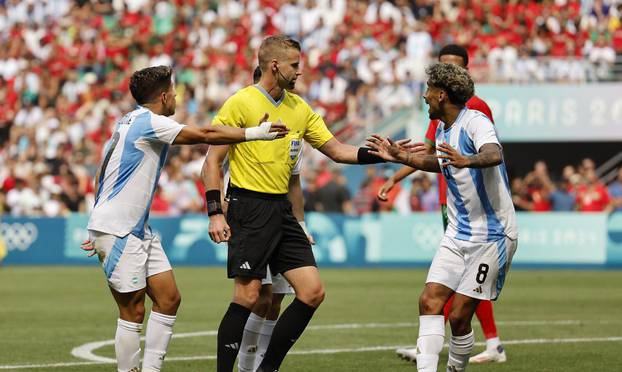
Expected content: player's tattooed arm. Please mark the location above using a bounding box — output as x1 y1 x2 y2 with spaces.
437 143 502 169
365 135 441 172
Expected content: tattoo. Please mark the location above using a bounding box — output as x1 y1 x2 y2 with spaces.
467 144 502 168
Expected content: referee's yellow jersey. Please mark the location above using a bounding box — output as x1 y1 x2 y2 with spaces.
212 85 334 194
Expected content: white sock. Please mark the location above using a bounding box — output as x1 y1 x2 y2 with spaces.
447 330 475 372
115 319 143 372
142 312 176 372
485 336 500 351
415 315 445 372
237 313 265 372
254 319 277 369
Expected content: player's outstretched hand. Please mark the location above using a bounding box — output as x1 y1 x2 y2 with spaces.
437 143 469 168
208 214 231 243
377 178 394 201
365 135 407 163
401 141 427 154
245 113 289 141
81 239 97 257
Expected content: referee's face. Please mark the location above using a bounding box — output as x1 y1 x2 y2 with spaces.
276 48 302 90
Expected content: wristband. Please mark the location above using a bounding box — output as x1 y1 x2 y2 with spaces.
298 220 310 235
245 122 277 141
357 147 386 164
205 190 223 216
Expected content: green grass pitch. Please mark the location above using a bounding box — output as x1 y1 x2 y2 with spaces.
1 266 621 371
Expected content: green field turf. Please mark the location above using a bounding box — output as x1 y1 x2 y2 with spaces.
1 266 621 371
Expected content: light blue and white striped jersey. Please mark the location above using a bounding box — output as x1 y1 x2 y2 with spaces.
88 107 185 238
435 108 517 243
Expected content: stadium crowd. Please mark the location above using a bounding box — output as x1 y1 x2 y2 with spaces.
0 0 621 217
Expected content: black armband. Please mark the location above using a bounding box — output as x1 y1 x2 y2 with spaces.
205 190 223 216
357 147 386 164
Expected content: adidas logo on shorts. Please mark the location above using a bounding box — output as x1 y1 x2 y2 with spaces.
225 342 239 350
239 261 251 270
473 286 483 294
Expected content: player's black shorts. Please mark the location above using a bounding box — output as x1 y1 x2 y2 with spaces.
225 187 316 279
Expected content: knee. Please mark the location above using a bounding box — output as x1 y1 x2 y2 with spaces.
299 285 325 308
121 302 146 323
235 289 260 309
418 292 445 315
157 290 182 315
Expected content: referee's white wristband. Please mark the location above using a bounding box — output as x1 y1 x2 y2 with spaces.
245 122 277 141
298 220 309 235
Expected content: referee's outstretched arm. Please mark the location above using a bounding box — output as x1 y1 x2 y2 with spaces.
318 137 386 165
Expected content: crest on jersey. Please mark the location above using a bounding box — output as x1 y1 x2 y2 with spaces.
289 139 301 160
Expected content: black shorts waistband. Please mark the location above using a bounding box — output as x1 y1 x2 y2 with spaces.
229 187 287 201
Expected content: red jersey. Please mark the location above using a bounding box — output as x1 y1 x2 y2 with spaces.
424 95 494 205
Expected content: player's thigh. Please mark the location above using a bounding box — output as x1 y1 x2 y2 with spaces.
426 236 464 292
457 236 517 301
91 231 148 293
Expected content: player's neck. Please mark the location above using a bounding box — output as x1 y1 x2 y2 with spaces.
258 78 284 101
441 105 464 129
142 102 164 116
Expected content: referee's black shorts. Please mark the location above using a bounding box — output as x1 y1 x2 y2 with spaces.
225 187 316 279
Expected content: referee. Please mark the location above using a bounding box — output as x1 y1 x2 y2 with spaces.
204 35 386 372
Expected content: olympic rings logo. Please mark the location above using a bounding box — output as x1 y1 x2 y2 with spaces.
0 223 39 251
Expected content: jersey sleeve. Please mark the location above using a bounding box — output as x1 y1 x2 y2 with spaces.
149 114 186 144
212 93 246 128
424 120 438 146
302 102 334 149
468 114 500 152
291 147 303 175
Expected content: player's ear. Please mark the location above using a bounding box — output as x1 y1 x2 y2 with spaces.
272 60 278 73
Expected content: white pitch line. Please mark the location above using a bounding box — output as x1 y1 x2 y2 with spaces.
69 319 594 363
3 336 622 370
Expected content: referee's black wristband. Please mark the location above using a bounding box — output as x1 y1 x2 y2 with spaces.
205 190 223 216
357 147 386 164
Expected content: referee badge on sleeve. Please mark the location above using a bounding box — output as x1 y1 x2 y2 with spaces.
289 139 301 160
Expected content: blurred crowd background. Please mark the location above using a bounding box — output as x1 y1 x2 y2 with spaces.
0 0 621 217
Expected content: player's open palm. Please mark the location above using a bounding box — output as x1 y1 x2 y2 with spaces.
208 214 231 243
366 135 408 163
437 143 469 168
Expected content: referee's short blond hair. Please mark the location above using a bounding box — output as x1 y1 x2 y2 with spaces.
258 35 301 72
426 63 474 105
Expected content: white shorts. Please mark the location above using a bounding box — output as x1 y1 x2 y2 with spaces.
426 235 517 301
89 230 172 293
261 266 295 295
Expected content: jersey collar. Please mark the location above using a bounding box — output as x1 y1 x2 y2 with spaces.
254 84 285 107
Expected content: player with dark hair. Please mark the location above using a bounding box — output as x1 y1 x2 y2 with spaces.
82 65 287 372
380 45 508 365
204 35 386 372
367 63 518 372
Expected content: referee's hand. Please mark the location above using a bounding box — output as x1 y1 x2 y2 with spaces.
208 214 231 243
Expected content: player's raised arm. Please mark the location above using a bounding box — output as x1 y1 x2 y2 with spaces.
173 119 288 145
366 135 441 172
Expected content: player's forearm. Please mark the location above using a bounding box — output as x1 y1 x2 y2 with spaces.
287 175 305 221
466 145 503 168
397 152 441 173
392 166 417 183
202 126 247 145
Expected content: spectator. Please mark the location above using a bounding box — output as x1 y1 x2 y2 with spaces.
316 168 352 214
576 170 610 212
